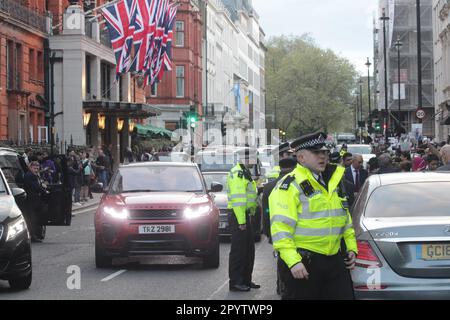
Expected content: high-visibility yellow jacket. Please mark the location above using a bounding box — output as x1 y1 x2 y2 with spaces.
266 166 281 181
227 164 257 225
269 164 357 268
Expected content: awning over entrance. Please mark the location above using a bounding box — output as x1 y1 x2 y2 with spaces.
135 124 173 137
83 101 161 118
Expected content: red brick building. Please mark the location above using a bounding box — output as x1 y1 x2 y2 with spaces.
146 0 203 134
0 0 49 144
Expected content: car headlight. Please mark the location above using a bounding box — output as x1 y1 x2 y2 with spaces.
103 206 129 220
6 216 27 242
183 205 211 219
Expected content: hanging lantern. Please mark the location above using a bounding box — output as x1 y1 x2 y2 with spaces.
117 118 124 132
83 112 91 127
98 114 106 130
129 120 135 133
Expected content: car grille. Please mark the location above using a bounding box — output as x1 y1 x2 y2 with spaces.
128 209 181 220
219 209 233 220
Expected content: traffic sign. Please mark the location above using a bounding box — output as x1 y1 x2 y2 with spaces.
416 109 425 119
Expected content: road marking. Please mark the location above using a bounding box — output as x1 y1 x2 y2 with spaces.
207 237 267 300
101 270 127 282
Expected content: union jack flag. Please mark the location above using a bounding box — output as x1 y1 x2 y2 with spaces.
101 0 177 86
101 0 138 76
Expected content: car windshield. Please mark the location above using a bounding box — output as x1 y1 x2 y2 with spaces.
111 166 204 193
203 173 228 192
198 154 236 172
0 154 24 187
346 146 372 155
0 171 7 194
258 152 274 165
365 182 450 217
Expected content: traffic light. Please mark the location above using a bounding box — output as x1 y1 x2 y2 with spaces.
374 119 381 132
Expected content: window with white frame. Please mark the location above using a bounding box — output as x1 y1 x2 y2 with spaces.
176 66 185 98
175 21 184 47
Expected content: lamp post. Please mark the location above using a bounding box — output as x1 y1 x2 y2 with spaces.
365 58 372 124
359 78 363 143
274 95 278 129
416 0 423 124
395 36 403 130
380 8 390 144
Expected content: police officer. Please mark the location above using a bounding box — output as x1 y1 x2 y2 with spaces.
227 148 260 292
339 143 348 158
266 143 295 182
269 132 358 300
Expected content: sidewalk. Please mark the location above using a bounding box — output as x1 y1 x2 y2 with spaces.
72 192 103 215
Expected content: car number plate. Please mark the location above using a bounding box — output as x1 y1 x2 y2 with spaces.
139 225 175 234
421 244 450 261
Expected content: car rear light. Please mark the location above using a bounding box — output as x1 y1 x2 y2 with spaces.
356 240 382 268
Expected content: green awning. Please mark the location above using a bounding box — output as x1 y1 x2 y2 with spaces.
135 124 173 137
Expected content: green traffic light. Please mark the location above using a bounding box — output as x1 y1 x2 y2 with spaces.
190 117 197 122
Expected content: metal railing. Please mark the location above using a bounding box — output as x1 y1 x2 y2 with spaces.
0 0 49 34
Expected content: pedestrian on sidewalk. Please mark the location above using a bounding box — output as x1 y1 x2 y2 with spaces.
81 152 92 202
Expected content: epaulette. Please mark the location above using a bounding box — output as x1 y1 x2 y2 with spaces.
237 171 244 178
279 175 295 190
299 180 315 197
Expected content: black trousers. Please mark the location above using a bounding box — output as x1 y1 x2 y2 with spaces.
278 251 354 300
228 212 255 287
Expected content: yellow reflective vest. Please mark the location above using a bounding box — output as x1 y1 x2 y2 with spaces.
227 164 257 225
269 164 357 268
339 149 347 157
266 165 281 181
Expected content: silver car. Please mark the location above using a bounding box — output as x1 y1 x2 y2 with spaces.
351 172 450 300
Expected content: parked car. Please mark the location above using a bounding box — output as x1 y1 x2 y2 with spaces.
0 149 73 240
351 172 450 299
0 167 32 290
94 162 222 269
202 171 262 241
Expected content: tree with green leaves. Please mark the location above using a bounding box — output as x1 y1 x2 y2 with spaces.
266 35 359 138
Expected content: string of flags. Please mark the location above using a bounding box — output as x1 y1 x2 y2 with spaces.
101 0 178 87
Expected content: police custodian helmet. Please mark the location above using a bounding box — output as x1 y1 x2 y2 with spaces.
290 132 330 152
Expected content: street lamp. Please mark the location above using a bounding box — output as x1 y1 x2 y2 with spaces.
274 95 278 129
359 78 363 143
395 36 403 130
365 58 372 124
380 8 390 144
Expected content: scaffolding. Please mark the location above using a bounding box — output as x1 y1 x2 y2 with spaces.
375 0 434 137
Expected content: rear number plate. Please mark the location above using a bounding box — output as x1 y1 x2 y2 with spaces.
421 244 450 261
139 225 175 234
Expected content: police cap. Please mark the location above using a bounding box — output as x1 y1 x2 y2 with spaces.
272 142 294 156
291 131 329 152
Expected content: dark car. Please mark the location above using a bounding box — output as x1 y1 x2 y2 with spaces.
0 149 73 242
0 168 32 290
351 172 450 299
94 162 223 269
202 171 263 242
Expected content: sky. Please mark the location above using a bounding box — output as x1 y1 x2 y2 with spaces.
252 0 379 75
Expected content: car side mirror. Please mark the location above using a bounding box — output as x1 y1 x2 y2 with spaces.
11 188 26 200
209 182 223 193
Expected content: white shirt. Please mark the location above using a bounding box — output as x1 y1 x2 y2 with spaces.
312 172 325 187
351 164 359 185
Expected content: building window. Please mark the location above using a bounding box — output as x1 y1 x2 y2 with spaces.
15 44 22 90
175 21 184 47
6 41 14 90
86 57 91 96
151 82 158 97
37 51 43 81
29 49 35 81
101 62 111 100
176 66 185 98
